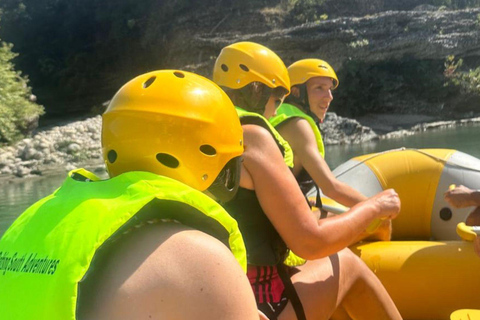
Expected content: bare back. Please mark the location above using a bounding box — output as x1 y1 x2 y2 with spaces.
78 222 258 320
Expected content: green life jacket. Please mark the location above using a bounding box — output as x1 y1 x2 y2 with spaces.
0 168 246 320
234 107 305 267
236 107 294 168
270 103 325 158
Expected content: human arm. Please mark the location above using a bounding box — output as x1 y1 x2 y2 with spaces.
444 185 480 208
241 124 400 260
278 118 367 207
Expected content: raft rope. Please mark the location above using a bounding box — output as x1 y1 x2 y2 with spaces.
334 147 480 178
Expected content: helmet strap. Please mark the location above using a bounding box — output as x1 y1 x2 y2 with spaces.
286 84 321 123
207 156 242 204
299 84 321 123
223 83 272 115
240 82 271 114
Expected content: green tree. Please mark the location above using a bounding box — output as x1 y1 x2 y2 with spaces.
444 55 480 95
0 39 44 144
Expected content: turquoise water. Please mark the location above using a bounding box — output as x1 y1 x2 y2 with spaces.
325 124 480 169
1 124 480 236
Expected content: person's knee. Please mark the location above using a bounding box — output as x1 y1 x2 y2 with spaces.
337 248 362 268
466 207 480 226
336 248 374 287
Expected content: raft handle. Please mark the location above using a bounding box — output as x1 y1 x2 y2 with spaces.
456 222 480 241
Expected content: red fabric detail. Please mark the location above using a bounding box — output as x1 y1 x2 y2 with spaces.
247 265 285 303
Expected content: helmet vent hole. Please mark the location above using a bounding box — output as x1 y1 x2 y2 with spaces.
143 76 156 89
239 64 249 72
173 71 185 78
221 64 229 72
200 145 216 156
156 153 179 168
107 150 117 163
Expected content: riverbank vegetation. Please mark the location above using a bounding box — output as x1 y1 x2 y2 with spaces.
0 37 43 144
445 55 480 95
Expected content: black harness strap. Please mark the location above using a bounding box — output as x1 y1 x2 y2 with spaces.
277 263 306 320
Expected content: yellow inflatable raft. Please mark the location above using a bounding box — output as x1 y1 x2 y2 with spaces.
317 148 480 319
332 148 480 240
450 309 480 320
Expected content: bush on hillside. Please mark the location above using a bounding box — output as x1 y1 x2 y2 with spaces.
444 55 480 95
0 40 44 144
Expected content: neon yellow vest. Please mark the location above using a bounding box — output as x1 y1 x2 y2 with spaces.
235 107 305 266
0 169 246 320
235 107 294 168
270 103 325 158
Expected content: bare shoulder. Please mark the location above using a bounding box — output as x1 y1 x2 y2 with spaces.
79 222 258 320
242 123 278 148
241 124 289 174
276 118 316 149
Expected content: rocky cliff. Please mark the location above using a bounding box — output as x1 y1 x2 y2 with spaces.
167 5 480 125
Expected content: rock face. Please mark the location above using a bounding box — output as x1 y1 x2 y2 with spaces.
181 8 480 71
2 1 480 179
322 112 379 144
2 0 479 120
169 5 480 120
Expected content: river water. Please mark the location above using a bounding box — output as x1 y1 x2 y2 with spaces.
1 124 480 236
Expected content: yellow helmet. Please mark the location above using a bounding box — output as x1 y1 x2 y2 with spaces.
213 41 290 94
288 59 339 89
102 70 244 194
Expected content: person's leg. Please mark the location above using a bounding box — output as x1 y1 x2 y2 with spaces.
466 207 480 226
79 221 259 320
330 305 351 320
278 248 401 320
466 207 480 258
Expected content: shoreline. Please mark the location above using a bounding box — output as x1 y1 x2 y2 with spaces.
1 113 480 184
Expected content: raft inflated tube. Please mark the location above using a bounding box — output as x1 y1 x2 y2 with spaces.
351 240 480 320
450 309 480 320
333 148 480 240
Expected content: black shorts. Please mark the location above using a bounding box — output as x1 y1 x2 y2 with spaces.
257 292 289 320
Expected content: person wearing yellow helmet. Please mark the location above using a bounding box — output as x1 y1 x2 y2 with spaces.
0 70 261 320
270 58 392 241
213 42 402 320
